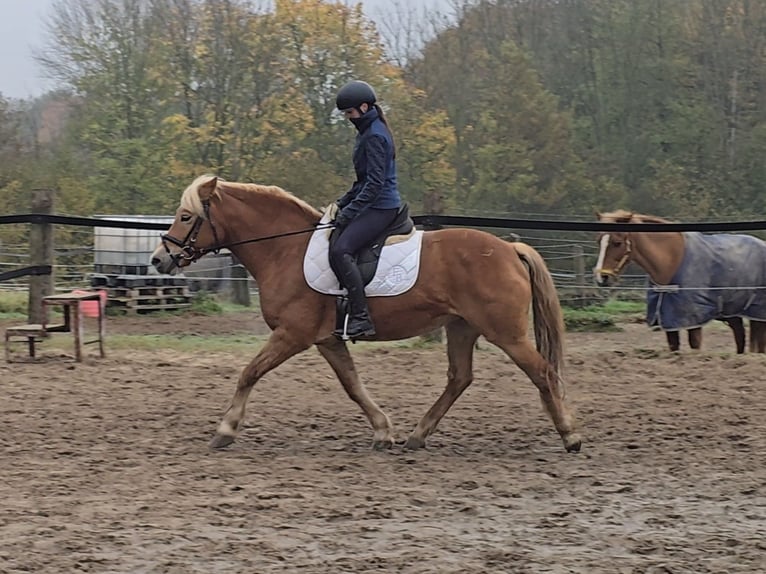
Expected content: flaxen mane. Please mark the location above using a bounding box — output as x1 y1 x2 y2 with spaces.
181 175 321 220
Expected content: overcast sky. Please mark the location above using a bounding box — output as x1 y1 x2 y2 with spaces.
0 0 454 100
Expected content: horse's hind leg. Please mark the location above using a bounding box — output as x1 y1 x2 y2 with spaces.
723 317 745 353
404 319 479 450
316 336 395 449
211 328 309 449
750 320 766 353
492 336 580 452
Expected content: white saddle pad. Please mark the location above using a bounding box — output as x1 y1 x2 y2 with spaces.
303 205 424 297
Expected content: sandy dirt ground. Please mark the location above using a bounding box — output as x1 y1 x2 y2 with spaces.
1 311 765 573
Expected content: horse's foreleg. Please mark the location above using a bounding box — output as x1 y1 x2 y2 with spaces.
210 329 308 449
316 337 395 449
666 331 680 352
688 327 702 350
497 337 581 452
405 319 479 450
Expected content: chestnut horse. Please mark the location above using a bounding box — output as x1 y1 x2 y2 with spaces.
593 210 766 353
150 175 581 452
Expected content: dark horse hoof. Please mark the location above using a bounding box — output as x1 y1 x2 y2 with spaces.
403 435 426 450
564 434 582 453
371 438 395 450
210 433 236 450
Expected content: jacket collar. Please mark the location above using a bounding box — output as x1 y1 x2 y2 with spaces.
350 107 379 133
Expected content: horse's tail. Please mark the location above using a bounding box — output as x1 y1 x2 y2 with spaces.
514 242 566 398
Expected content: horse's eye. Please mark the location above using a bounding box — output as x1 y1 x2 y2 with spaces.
181 214 192 223
611 241 622 248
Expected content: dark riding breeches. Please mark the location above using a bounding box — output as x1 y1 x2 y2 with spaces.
329 207 399 272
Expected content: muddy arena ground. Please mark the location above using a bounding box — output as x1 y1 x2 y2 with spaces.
1 310 765 573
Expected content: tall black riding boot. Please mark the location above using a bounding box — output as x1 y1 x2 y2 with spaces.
333 253 376 340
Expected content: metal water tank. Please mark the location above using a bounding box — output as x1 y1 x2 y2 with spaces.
93 215 173 275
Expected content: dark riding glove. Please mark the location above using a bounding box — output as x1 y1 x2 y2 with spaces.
334 212 351 229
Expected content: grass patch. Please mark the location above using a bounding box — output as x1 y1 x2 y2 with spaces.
189 290 224 314
214 301 258 313
100 333 269 353
0 291 28 319
563 309 620 332
103 293 254 317
595 299 645 316
562 299 645 332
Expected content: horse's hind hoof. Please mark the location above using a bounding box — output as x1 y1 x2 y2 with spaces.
210 433 236 450
564 434 582 453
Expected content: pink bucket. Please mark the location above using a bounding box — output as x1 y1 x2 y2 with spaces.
72 289 108 318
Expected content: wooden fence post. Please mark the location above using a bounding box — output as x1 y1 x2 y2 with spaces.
28 189 55 324
573 244 586 307
230 258 251 306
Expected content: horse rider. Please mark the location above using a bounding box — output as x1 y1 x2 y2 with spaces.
330 80 402 339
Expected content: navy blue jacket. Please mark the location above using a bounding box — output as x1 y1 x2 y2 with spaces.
336 107 401 222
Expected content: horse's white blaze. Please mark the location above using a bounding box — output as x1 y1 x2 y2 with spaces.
594 234 610 278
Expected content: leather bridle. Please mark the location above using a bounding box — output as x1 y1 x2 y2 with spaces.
160 199 221 268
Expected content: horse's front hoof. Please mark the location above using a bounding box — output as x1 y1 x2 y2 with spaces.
210 433 236 450
403 435 426 450
372 436 395 450
563 433 582 453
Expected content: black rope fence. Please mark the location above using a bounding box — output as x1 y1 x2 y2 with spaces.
4 213 766 233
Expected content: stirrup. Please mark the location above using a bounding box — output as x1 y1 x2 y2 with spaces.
333 313 376 341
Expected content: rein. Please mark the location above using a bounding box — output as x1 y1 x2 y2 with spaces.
199 223 335 254
160 198 335 265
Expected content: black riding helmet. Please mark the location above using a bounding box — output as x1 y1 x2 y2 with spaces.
336 80 377 111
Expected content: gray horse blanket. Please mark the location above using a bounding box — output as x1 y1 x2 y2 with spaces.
647 232 766 331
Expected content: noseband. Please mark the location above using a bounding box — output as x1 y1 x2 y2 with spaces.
597 237 633 278
160 199 221 267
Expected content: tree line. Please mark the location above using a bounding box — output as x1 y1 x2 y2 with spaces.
2 0 765 245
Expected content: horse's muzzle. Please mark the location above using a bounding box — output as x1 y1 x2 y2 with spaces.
594 270 614 287
150 247 181 275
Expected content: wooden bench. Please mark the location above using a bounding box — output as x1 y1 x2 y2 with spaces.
4 291 105 363
5 324 62 362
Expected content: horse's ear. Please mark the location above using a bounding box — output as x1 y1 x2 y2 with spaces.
594 210 602 219
198 176 218 200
